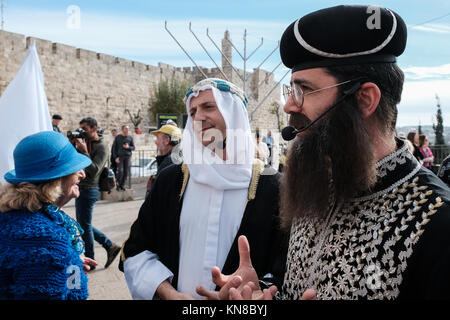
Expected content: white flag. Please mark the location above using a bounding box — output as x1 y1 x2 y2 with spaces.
0 41 52 184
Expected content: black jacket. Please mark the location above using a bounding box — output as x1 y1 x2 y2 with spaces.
78 136 108 188
119 162 288 290
112 134 135 158
413 144 424 161
156 152 174 173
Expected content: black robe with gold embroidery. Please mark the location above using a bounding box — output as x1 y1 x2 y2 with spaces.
119 161 288 291
281 139 450 300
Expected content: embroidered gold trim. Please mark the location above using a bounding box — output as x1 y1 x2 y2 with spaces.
248 159 265 201
120 238 127 262
179 163 190 200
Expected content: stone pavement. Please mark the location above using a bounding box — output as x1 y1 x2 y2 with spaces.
64 182 149 300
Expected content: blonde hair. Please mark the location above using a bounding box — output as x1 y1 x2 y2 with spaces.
405 139 415 154
0 179 62 213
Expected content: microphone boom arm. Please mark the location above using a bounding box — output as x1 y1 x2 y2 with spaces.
282 80 364 141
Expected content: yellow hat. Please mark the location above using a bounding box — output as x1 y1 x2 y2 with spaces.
151 124 182 139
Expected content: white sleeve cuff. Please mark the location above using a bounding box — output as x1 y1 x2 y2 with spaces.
123 250 174 300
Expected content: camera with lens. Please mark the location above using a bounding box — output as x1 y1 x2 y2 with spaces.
67 128 86 140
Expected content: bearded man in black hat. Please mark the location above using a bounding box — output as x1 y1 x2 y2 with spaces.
207 5 450 300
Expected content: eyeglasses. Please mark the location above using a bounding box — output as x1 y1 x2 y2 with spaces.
282 79 358 109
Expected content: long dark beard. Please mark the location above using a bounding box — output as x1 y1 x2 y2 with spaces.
280 97 378 229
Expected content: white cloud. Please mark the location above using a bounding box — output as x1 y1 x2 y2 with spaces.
403 64 450 80
5 7 285 72
397 79 450 126
410 23 450 34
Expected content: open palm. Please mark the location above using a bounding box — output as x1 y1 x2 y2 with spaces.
196 235 277 300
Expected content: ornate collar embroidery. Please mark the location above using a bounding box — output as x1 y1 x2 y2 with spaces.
351 138 422 203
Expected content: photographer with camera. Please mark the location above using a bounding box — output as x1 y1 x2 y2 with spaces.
70 117 121 270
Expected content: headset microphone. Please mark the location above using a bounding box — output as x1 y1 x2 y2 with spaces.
281 126 299 141
281 80 365 141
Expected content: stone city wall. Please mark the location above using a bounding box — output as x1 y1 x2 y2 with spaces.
0 29 286 165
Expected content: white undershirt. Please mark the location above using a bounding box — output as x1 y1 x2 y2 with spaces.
177 179 247 298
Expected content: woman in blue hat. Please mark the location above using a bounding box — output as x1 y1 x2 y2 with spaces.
0 131 97 300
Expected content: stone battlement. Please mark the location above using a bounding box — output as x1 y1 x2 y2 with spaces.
0 29 286 163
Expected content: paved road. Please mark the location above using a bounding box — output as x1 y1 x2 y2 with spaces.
64 182 148 300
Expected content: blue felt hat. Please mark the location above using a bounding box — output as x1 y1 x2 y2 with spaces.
4 131 92 184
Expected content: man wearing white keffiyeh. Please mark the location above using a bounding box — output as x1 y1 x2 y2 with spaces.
119 78 288 300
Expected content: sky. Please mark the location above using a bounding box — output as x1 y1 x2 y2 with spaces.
1 0 450 127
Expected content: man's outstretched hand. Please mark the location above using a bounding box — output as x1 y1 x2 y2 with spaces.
196 235 277 300
196 235 318 301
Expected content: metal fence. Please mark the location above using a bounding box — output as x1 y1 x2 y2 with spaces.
107 150 156 189
124 150 156 188
125 145 450 186
130 150 157 178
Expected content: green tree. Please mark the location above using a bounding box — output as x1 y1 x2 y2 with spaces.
433 94 445 145
271 101 283 131
148 76 192 124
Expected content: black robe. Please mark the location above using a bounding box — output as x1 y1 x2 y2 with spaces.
281 139 450 300
437 155 450 188
119 161 288 291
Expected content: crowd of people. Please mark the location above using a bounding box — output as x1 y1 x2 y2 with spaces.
403 131 435 168
1 4 450 301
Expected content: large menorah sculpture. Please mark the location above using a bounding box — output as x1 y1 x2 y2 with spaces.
164 21 290 120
